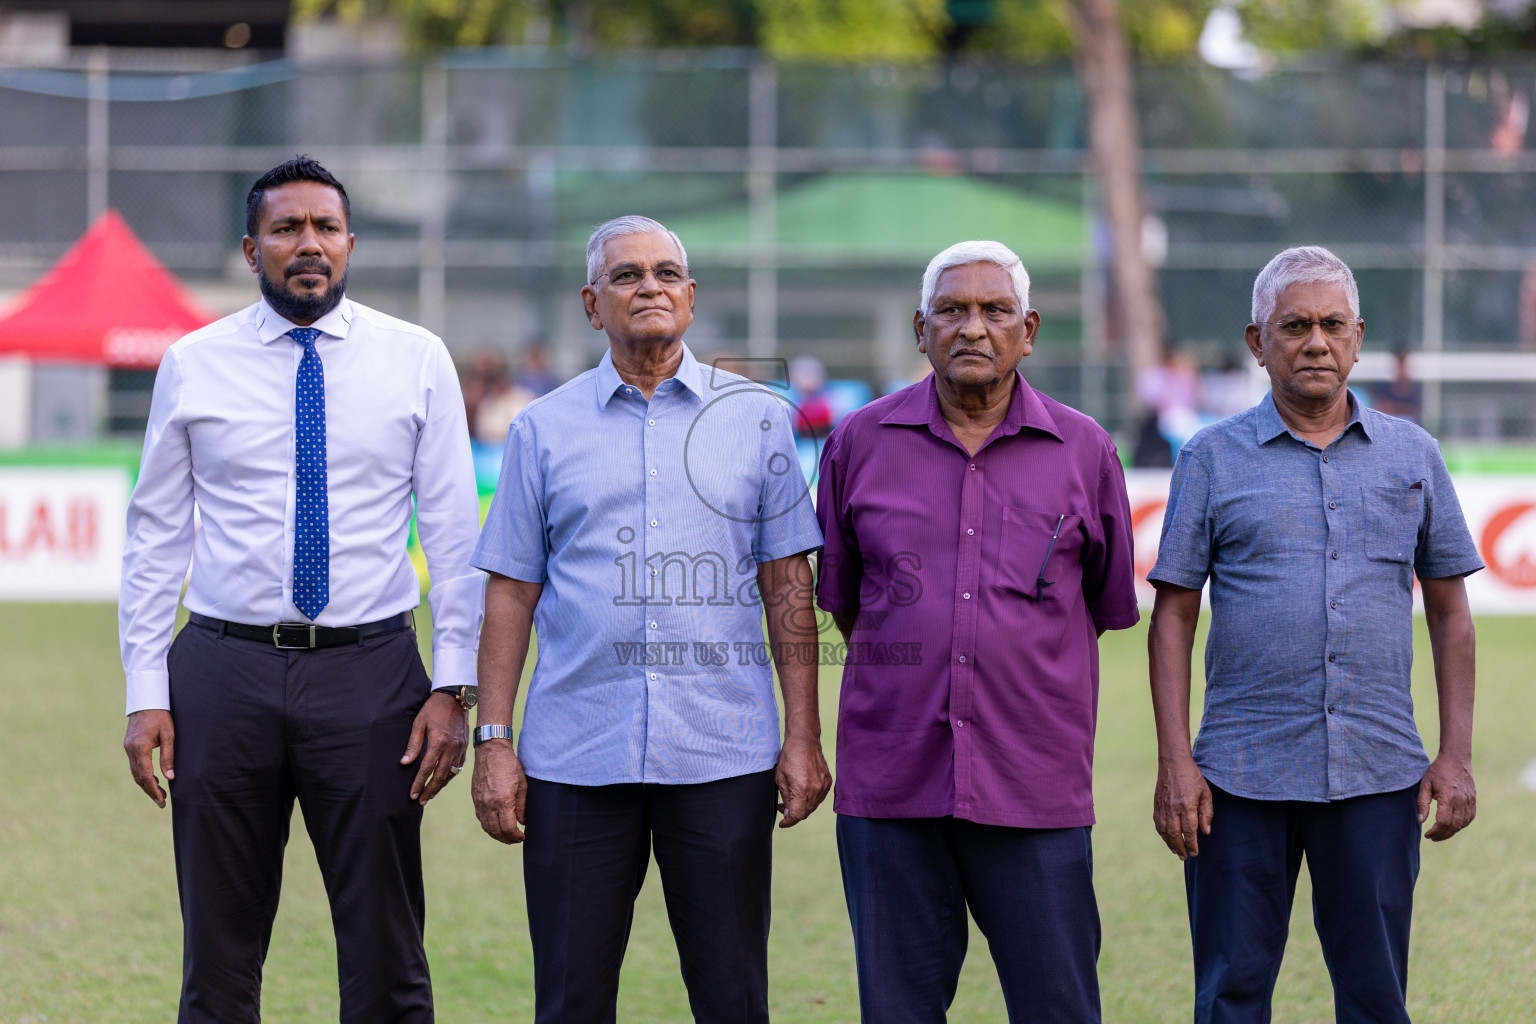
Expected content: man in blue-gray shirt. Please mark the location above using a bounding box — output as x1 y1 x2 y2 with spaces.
1148 246 1482 1024
468 216 829 1023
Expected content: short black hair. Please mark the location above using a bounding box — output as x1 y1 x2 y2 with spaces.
244 155 350 238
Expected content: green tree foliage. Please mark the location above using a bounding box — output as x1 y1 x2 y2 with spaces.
959 0 1213 60
753 0 951 60
292 0 759 49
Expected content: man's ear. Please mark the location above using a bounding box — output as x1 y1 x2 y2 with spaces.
581 284 602 330
913 309 927 353
1244 323 1265 366
242 236 259 273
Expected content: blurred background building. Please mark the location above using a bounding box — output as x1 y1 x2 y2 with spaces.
2 0 1536 451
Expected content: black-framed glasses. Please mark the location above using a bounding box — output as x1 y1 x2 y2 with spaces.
1027 514 1066 602
1261 317 1362 341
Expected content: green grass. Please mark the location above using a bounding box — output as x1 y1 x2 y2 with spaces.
1 606 1533 1023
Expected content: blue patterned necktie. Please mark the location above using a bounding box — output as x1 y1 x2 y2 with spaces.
289 327 330 620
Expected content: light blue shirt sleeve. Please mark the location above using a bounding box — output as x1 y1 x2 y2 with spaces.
751 399 824 563
471 419 549 583
1148 443 1213 591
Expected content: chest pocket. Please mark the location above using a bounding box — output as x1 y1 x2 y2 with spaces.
1363 483 1424 565
996 506 1083 601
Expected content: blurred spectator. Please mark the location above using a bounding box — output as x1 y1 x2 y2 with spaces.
1200 355 1251 420
788 355 835 438
516 341 559 396
461 350 535 444
1369 350 1422 424
1134 348 1202 465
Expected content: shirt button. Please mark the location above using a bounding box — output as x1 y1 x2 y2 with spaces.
1328 653 1336 663
650 519 658 527
958 655 966 663
967 528 975 536
650 468 657 476
648 419 655 426
1331 550 1339 559
1328 704 1335 714
963 592 971 600
649 621 657 629
1330 599 1338 609
649 672 657 680
1323 454 1330 463
969 464 976 471
1328 501 1337 510
650 568 658 576
956 720 964 728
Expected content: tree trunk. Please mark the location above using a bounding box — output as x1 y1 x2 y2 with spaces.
1068 0 1165 410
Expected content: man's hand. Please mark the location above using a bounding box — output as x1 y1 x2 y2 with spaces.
1418 753 1476 841
1154 754 1213 860
774 732 831 828
472 739 528 843
401 692 467 805
124 709 175 808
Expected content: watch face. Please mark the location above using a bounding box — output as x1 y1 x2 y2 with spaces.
462 687 479 709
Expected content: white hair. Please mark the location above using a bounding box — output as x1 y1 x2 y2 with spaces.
585 215 689 284
1251 245 1359 324
920 240 1031 315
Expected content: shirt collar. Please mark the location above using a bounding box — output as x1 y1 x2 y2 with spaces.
1253 389 1373 445
255 296 354 345
595 342 705 408
879 371 1062 443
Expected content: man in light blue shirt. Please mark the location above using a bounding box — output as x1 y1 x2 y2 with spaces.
469 216 829 1023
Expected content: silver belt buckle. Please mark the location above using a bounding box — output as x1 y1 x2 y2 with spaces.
272 623 318 649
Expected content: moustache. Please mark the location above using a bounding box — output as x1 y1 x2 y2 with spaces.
285 259 332 278
947 347 994 361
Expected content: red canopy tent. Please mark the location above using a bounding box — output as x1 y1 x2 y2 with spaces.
0 210 216 369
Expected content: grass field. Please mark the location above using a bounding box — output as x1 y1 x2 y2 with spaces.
1 604 1532 1023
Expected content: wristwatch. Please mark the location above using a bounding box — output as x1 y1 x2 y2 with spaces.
473 724 515 746
433 684 478 711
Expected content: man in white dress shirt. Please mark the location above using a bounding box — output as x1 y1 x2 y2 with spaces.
119 156 484 1023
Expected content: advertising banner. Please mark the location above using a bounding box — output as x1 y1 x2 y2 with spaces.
3 464 1535 612
1125 470 1536 613
0 467 129 601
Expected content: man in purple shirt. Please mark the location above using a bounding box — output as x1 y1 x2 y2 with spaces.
816 240 1140 1023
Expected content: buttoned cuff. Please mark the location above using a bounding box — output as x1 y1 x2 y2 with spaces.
430 645 478 691
126 669 171 716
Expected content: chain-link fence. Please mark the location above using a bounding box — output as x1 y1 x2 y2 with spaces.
3 52 1535 441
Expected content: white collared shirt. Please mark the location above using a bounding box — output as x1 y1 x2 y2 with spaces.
119 297 485 714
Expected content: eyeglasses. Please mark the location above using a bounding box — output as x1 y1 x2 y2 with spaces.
1261 317 1362 341
1026 514 1066 602
592 262 688 288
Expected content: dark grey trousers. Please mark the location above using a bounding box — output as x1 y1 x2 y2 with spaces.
167 622 434 1024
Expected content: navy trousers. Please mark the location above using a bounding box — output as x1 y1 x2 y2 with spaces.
522 770 778 1024
167 622 434 1024
836 815 1101 1024
1186 784 1421 1024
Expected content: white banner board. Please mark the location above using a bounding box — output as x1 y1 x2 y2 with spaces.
2 464 1536 612
0 467 129 601
1125 469 1536 614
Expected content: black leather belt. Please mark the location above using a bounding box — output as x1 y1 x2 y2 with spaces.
188 610 415 650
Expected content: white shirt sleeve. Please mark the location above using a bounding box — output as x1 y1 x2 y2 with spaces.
411 340 486 690
119 349 196 715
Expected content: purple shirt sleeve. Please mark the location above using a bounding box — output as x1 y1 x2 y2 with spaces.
814 425 862 615
1086 439 1141 630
